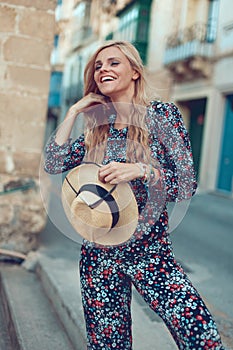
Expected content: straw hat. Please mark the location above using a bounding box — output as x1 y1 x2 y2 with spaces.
61 163 138 246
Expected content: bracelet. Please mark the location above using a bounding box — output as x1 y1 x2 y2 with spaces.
136 163 161 185
136 163 151 184
136 162 146 177
150 167 161 185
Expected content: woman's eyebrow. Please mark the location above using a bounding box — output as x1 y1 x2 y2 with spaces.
95 57 122 64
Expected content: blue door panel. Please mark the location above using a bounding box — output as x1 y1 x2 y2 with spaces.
218 94 233 192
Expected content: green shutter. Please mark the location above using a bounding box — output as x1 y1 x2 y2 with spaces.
116 0 152 64
105 32 113 40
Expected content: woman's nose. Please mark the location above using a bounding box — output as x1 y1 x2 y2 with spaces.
100 63 109 72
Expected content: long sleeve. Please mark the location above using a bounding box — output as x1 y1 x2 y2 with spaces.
44 134 86 174
147 101 197 202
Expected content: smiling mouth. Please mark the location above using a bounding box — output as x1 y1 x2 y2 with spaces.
100 76 116 83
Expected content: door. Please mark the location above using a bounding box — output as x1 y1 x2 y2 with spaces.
218 94 233 193
180 98 206 178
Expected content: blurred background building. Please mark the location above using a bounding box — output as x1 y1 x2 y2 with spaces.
0 0 57 253
48 0 233 198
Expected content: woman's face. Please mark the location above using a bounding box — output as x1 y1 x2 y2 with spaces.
94 46 139 101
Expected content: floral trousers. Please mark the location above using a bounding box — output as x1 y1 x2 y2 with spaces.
79 228 224 350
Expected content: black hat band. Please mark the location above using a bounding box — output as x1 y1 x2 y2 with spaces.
65 178 119 229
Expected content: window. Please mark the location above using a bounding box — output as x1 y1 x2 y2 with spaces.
48 71 63 108
206 0 220 42
72 0 92 46
54 35 59 48
118 6 139 42
73 0 91 29
115 0 152 63
73 2 86 22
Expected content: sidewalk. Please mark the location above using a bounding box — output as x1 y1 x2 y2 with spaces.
36 191 233 350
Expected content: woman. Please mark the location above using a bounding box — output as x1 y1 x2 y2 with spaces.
45 40 224 349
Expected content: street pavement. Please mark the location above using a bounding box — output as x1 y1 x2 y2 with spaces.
171 192 233 349
38 190 233 350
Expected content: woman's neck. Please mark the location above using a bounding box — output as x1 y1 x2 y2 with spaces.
109 92 134 128
111 97 133 116
113 104 133 129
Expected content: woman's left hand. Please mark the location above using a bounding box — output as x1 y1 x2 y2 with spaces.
98 162 141 184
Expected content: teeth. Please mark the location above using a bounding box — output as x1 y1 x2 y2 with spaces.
101 76 115 82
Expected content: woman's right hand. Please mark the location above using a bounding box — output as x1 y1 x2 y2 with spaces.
55 93 109 145
67 93 109 119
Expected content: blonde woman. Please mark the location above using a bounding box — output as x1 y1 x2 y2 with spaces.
45 41 224 349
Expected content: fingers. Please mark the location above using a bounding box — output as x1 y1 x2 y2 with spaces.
85 93 110 109
98 162 139 184
69 93 109 116
98 162 119 184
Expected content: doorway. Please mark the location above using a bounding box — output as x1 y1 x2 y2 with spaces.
217 94 233 194
179 98 206 178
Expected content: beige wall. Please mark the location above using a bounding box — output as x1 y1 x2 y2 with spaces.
0 0 56 253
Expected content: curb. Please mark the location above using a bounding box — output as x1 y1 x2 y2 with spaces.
0 264 75 350
36 255 87 350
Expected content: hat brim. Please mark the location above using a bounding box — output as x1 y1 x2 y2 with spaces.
61 163 138 246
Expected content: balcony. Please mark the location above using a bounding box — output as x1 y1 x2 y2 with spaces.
55 4 69 22
164 23 214 81
71 26 93 50
101 0 117 13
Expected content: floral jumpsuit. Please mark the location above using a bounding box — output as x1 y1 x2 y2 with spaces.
45 101 224 350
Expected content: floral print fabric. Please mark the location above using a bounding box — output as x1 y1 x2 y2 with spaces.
80 228 224 350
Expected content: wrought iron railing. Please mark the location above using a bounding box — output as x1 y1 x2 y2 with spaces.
166 22 211 48
164 22 215 66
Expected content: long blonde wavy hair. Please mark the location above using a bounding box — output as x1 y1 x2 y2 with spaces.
83 40 154 164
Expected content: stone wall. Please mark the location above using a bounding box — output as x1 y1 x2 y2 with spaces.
0 0 56 253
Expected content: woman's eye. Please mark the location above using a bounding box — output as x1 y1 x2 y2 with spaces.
95 61 119 71
95 65 102 71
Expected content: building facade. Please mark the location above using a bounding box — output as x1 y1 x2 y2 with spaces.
163 0 233 195
51 0 233 196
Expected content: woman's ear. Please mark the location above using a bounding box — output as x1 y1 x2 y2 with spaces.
132 70 140 81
